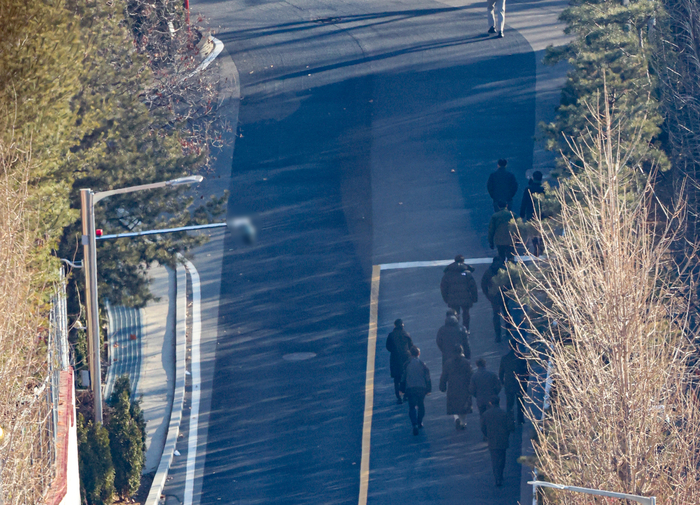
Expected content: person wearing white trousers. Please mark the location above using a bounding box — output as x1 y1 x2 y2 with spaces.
487 0 506 38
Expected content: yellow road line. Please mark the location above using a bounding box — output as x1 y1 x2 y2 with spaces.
359 265 381 505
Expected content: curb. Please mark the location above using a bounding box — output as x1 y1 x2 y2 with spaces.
145 264 187 505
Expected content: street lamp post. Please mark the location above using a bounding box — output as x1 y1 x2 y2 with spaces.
80 175 203 423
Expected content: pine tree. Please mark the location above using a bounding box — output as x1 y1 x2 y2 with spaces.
77 414 116 505
543 0 668 175
106 376 146 498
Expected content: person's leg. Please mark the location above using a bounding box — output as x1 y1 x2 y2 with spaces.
487 0 498 31
490 449 501 484
505 390 516 415
492 301 502 342
495 449 507 484
394 378 402 402
407 390 418 427
458 413 468 426
498 0 506 33
461 306 470 330
416 392 426 426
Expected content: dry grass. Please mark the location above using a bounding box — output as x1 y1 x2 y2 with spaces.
0 127 55 503
516 95 700 503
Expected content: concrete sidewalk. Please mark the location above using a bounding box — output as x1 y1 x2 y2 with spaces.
139 265 177 474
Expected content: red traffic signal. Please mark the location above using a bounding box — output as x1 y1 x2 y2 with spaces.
95 229 103 237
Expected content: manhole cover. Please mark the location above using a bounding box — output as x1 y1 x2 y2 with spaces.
282 352 317 362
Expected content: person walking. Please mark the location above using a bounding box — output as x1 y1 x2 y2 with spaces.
386 319 413 404
401 346 432 435
481 396 513 486
470 358 501 416
481 256 506 342
519 170 545 256
486 0 507 38
486 159 517 210
439 345 473 430
499 341 529 425
488 201 517 261
440 255 478 329
437 313 471 365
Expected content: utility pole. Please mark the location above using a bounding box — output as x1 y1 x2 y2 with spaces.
80 189 103 423
79 176 203 424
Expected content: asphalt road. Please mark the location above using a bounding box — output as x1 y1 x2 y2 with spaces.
176 0 546 502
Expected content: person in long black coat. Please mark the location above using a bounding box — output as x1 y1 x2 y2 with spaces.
470 358 501 415
386 319 413 404
439 345 473 430
440 255 478 329
499 341 529 425
486 159 518 211
481 396 513 486
436 314 471 365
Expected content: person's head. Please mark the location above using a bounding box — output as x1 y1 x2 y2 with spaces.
394 319 404 328
410 346 420 357
497 159 508 169
446 315 459 326
455 254 465 263
453 344 464 357
476 358 486 369
532 170 543 182
496 200 507 210
489 395 501 407
446 309 458 318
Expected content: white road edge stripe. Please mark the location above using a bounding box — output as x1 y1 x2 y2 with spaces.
380 255 538 271
183 259 202 505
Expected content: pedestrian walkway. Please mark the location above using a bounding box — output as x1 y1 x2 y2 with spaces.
105 303 143 400
105 264 176 473
366 264 521 504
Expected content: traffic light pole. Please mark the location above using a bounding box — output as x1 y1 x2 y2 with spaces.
80 189 103 423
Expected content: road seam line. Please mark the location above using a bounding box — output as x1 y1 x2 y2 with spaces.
359 265 381 505
183 259 202 505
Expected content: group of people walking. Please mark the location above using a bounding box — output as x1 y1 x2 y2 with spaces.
384 159 537 486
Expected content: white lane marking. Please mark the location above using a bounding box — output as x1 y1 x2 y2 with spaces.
358 265 381 505
380 255 539 270
183 259 202 505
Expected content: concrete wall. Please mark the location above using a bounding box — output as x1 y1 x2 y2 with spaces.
46 368 81 505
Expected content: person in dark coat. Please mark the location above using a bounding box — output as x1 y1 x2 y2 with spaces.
481 396 513 486
481 257 506 342
519 170 545 256
439 345 473 430
499 341 529 425
401 346 432 435
440 255 478 329
488 201 517 261
436 314 471 365
386 319 413 404
486 159 518 211
470 358 501 416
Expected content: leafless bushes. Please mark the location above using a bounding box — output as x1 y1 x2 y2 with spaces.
0 128 54 503
126 0 224 164
519 98 700 503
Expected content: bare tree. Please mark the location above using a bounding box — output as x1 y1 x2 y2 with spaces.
126 0 226 167
0 125 55 504
517 94 700 503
